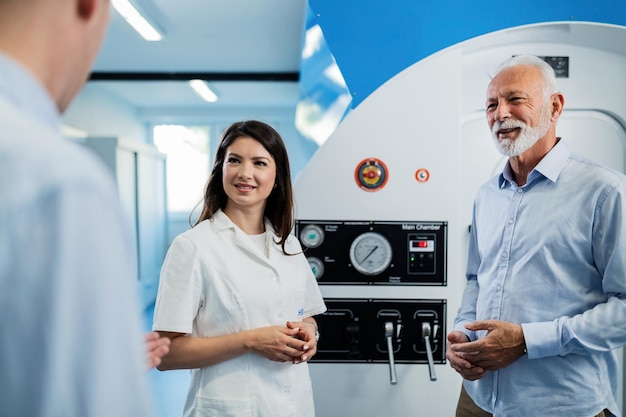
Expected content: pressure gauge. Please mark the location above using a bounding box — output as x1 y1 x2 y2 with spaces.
307 257 324 280
299 224 325 248
349 231 393 276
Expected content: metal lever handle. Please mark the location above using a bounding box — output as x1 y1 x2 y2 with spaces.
384 322 397 385
422 322 437 381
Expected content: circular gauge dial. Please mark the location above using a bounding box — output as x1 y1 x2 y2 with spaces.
307 257 324 280
349 231 393 276
299 224 325 248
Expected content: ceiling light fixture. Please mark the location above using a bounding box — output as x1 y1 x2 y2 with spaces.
111 0 162 41
189 80 219 103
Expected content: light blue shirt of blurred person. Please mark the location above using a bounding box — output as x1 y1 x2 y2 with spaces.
0 52 154 416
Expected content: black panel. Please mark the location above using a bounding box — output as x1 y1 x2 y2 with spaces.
89 71 299 81
313 298 446 364
540 56 569 78
296 220 447 285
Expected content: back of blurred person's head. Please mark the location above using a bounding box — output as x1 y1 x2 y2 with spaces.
0 0 111 112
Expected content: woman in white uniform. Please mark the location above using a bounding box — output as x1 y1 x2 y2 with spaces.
153 120 327 417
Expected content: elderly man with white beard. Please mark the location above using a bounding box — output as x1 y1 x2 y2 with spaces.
446 55 626 417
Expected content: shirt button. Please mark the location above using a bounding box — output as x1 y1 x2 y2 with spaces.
517 189 523 194
278 312 284 318
496 285 502 291
508 218 514 225
502 252 508 258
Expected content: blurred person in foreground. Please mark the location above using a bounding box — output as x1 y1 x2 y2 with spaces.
0 0 168 415
447 55 626 417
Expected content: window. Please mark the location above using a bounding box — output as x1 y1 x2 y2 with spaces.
153 125 210 214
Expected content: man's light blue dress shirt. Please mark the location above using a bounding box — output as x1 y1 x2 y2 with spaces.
455 139 626 416
0 53 154 416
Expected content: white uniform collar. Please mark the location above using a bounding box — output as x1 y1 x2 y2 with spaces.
212 209 283 268
211 209 277 236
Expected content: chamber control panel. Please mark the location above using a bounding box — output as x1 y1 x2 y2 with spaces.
313 298 446 364
296 220 447 285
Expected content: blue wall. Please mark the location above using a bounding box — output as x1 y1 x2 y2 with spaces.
309 0 626 107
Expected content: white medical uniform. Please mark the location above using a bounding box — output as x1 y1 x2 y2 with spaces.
153 209 327 417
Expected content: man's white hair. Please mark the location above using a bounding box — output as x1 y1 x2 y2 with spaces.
494 55 559 102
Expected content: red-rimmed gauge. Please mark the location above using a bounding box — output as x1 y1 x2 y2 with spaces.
355 158 389 192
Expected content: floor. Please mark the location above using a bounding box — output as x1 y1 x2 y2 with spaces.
143 303 190 417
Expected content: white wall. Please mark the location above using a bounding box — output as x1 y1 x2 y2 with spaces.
63 83 149 143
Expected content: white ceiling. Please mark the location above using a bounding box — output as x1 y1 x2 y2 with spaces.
90 0 308 110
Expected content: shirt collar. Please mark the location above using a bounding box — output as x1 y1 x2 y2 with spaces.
499 138 571 188
0 52 61 132
211 209 234 231
211 209 277 236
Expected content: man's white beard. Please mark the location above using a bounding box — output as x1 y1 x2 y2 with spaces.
492 106 551 157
